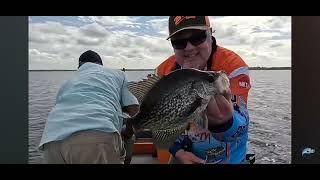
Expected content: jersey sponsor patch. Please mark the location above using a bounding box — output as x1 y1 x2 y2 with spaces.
205 146 225 159
238 76 251 89
231 125 247 138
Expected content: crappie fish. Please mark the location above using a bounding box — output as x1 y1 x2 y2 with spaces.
127 68 230 149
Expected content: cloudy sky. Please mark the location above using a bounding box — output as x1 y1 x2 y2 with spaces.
29 16 291 70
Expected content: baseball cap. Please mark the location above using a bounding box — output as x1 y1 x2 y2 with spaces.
167 16 211 40
79 50 103 65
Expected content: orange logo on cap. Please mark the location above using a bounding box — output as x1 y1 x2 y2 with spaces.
174 16 196 25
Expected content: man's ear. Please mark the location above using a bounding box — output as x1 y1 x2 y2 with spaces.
93 62 103 66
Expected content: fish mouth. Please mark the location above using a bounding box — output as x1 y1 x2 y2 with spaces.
219 71 229 81
206 71 230 95
207 72 219 83
209 70 228 78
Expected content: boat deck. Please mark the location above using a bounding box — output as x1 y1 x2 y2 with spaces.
131 154 159 164
129 137 171 164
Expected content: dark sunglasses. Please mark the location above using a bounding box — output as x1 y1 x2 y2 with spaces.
171 31 208 50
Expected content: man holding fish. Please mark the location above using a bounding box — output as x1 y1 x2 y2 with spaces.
157 16 252 164
125 16 252 164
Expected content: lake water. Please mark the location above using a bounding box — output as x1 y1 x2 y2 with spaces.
29 70 291 164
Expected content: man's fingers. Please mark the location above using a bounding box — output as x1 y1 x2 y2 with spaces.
215 95 231 106
215 95 233 120
221 89 232 101
187 152 206 164
176 149 206 164
208 96 220 113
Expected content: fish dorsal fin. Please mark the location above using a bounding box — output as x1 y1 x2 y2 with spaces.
127 74 161 104
152 125 186 149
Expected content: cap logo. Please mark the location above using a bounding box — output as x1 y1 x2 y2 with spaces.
174 16 196 25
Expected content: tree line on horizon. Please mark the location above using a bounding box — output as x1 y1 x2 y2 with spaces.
29 66 291 71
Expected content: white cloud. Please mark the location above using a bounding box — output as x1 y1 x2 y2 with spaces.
79 22 109 38
78 16 96 23
209 16 291 67
148 18 168 37
29 16 291 70
78 16 141 27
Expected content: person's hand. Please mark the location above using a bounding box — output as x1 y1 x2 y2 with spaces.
121 123 134 140
206 88 233 126
175 150 206 164
122 104 140 117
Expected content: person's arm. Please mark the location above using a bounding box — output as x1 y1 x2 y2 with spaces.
169 135 205 164
54 80 69 104
206 74 251 142
120 73 140 111
120 73 140 139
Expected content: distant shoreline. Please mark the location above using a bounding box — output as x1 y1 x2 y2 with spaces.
249 67 291 70
29 69 155 71
29 67 291 71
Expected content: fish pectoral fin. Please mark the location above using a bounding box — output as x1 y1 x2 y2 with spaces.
152 126 186 149
183 95 203 119
127 74 161 104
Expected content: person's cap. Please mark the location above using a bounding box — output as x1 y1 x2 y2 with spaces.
167 16 211 40
79 50 103 64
